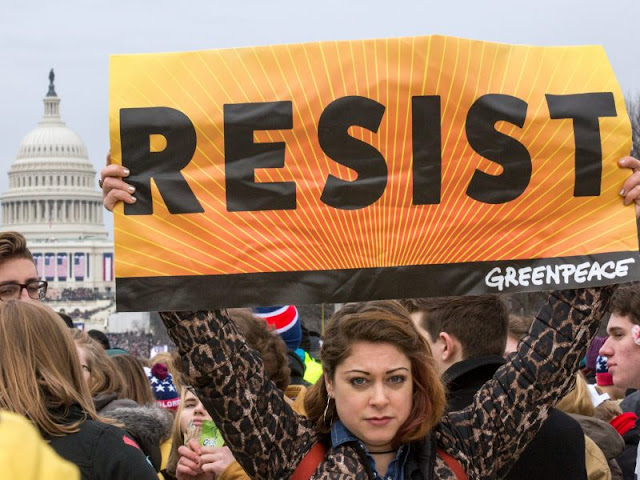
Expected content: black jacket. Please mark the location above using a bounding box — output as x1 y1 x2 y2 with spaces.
94 393 173 471
45 405 158 480
443 355 588 480
618 393 640 480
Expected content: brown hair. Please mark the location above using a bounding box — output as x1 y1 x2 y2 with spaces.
165 387 196 475
0 231 33 264
111 354 155 405
304 300 446 446
402 295 508 358
610 283 640 325
556 372 595 417
507 314 533 342
0 300 99 436
228 308 291 391
71 329 124 398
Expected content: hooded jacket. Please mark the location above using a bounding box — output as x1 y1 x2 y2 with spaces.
45 405 158 480
94 392 173 471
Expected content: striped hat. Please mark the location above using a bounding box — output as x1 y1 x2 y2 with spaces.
596 355 613 387
145 363 180 410
254 305 302 351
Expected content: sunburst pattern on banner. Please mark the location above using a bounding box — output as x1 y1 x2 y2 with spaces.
109 35 634 279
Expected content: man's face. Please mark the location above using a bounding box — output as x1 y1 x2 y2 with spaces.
409 311 447 374
599 313 640 390
0 258 40 303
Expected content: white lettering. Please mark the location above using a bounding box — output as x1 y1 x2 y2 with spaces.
547 265 560 284
587 262 602 281
485 267 504 291
518 266 532 286
484 258 636 290
602 261 616 280
615 258 636 277
575 262 590 283
531 266 545 285
559 264 576 283
505 267 518 288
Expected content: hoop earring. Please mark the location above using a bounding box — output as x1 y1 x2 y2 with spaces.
323 394 334 428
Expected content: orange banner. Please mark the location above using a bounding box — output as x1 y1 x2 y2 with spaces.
109 35 638 311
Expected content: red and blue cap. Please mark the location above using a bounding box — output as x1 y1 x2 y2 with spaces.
254 305 302 351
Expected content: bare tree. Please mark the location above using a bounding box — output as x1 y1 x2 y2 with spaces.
626 93 640 158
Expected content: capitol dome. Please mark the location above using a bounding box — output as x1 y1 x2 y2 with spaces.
0 70 106 240
17 120 88 160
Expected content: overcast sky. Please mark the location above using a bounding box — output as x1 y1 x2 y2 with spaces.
1 0 639 237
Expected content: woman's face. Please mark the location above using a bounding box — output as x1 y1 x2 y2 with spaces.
75 344 91 383
325 341 413 452
179 390 213 434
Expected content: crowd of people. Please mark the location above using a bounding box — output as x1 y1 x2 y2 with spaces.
106 332 158 358
0 156 639 479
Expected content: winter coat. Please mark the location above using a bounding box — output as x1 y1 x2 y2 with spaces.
213 385 308 480
615 417 639 480
585 435 613 480
619 392 640 480
45 404 158 480
0 410 80 480
160 287 613 479
443 354 588 480
573 414 625 480
94 392 174 471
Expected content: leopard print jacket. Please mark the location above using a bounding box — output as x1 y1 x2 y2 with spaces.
160 287 614 479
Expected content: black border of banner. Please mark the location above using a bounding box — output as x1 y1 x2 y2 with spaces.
115 251 640 312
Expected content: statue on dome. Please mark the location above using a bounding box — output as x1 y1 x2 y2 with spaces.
47 69 56 97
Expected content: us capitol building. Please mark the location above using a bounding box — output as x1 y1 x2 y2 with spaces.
0 71 146 332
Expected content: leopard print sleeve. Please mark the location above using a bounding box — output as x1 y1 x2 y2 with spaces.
159 310 319 480
435 286 615 480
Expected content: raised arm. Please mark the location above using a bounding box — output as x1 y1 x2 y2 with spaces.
159 310 318 480
437 286 615 479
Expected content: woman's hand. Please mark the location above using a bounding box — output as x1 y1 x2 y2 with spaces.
199 446 236 476
100 152 136 212
175 440 236 479
618 156 640 219
175 441 214 480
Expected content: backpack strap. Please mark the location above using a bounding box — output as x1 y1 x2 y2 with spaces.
291 442 328 480
436 448 468 480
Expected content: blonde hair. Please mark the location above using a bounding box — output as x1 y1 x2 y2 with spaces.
556 372 595 417
165 387 194 475
111 354 155 406
71 329 123 398
0 301 98 436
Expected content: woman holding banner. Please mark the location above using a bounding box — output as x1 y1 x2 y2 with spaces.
153 288 612 479
99 160 640 479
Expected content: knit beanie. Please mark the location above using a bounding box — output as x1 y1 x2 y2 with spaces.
146 363 180 410
595 355 613 387
254 305 302 351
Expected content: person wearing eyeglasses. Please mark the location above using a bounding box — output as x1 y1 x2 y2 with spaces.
0 231 47 303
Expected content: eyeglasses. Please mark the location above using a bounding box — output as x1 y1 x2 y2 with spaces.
0 281 48 301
